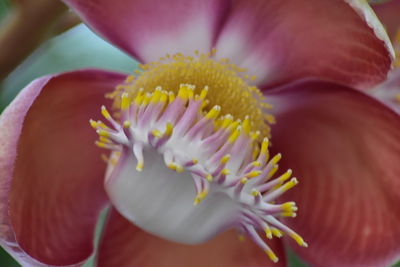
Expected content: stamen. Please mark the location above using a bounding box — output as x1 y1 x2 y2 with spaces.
92 82 305 263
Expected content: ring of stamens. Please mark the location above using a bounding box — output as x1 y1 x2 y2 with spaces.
91 83 306 263
107 50 274 139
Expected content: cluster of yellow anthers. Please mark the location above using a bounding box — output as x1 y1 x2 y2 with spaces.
107 50 274 139
90 82 306 263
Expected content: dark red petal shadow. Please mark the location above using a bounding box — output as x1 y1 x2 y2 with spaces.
266 80 400 266
0 70 125 266
96 208 286 267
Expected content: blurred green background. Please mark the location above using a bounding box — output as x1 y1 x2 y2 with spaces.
0 0 399 266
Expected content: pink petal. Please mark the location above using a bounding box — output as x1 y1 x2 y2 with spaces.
266 80 400 266
372 0 400 40
371 68 400 113
61 0 229 62
96 208 286 267
0 70 125 266
216 0 394 89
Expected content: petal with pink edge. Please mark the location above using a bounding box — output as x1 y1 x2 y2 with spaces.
0 70 125 266
266 80 400 267
372 0 400 40
61 0 229 62
96 208 286 267
216 0 393 89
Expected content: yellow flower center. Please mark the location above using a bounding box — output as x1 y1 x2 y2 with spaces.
109 51 274 138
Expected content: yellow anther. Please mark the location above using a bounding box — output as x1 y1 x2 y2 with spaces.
278 169 292 182
264 226 273 239
123 120 131 128
152 129 162 138
261 137 269 155
97 121 109 129
134 89 144 105
95 141 108 148
168 162 183 173
168 91 175 103
206 174 213 182
194 190 209 205
192 159 198 165
251 161 261 167
281 202 297 212
199 86 209 100
101 106 111 119
89 119 98 129
136 161 144 172
271 153 282 165
164 122 174 136
221 168 231 175
176 165 184 173
271 228 283 238
228 126 241 143
150 87 162 103
142 93 151 106
227 120 240 132
221 154 231 164
240 177 248 184
178 84 189 99
246 170 262 178
121 93 130 110
251 189 260 197
168 163 176 171
97 130 110 138
265 250 279 263
99 136 111 143
268 165 279 178
160 91 168 103
242 116 251 134
290 232 308 247
282 178 299 191
187 87 194 99
205 105 221 120
221 115 233 128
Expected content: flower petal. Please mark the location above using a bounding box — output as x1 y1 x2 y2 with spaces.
266 80 400 266
0 70 125 266
61 0 229 62
372 0 400 40
96 208 286 267
370 68 400 113
216 0 394 89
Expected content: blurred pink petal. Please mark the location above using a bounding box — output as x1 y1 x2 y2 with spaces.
0 70 125 266
96 208 286 267
61 0 229 62
267 80 400 266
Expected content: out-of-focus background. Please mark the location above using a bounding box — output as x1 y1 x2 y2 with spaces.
0 0 399 266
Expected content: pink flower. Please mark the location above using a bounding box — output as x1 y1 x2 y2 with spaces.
1 0 399 266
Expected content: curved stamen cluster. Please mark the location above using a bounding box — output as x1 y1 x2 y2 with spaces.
91 84 306 263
